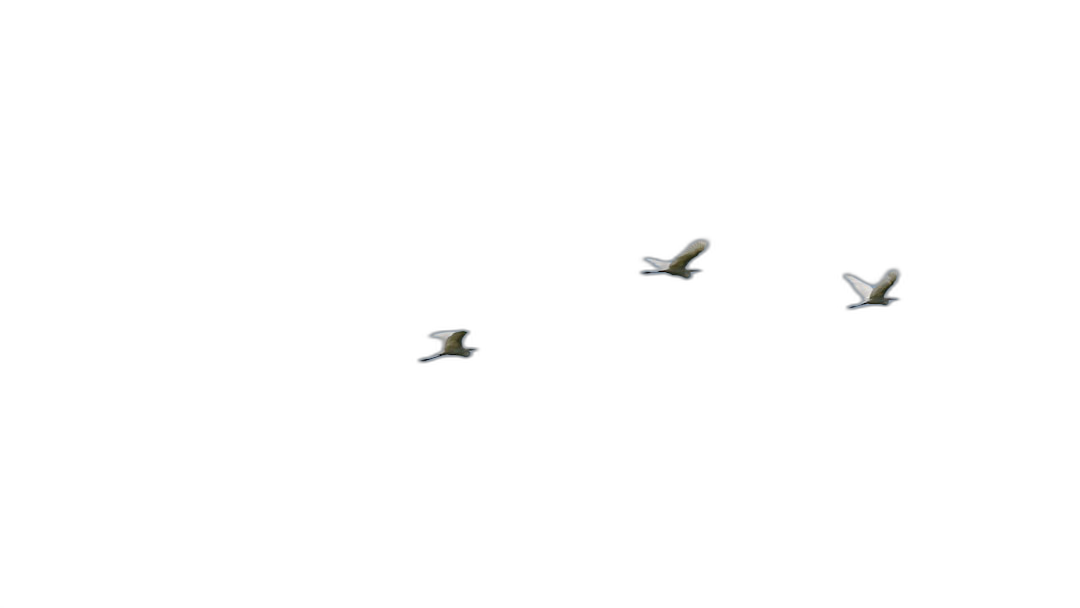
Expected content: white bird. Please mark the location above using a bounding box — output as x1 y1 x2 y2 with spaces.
844 269 900 309
641 238 709 279
419 330 477 362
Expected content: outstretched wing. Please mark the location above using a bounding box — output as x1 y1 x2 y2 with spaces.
843 273 874 300
643 257 671 270
668 239 709 271
869 269 899 300
443 330 468 351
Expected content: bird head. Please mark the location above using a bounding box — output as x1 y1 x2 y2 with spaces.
466 348 478 356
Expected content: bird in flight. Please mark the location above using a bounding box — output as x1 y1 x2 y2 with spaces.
843 269 900 309
419 330 477 362
641 238 709 279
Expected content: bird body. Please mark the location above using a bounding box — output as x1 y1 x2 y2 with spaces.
844 269 900 308
641 238 709 279
419 330 477 362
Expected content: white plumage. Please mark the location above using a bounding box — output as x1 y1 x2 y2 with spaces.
641 239 709 279
844 274 874 300
844 269 900 308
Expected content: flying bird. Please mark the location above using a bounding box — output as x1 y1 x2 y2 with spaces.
844 269 900 309
419 330 477 362
641 238 709 279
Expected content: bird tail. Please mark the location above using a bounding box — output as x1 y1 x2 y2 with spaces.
418 353 445 362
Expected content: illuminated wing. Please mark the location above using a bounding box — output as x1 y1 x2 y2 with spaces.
869 269 899 301
843 273 874 300
643 257 671 270
668 239 709 271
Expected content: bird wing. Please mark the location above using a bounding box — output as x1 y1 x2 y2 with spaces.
843 273 874 299
668 239 709 270
643 257 671 270
443 330 468 351
869 269 899 300
429 330 457 341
